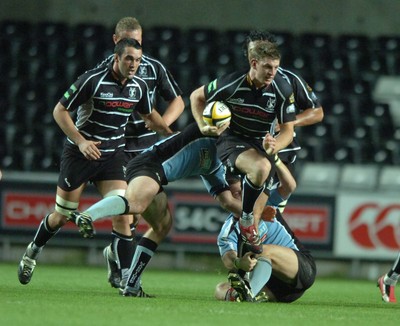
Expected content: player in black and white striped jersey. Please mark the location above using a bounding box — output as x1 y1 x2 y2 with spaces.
191 37 296 255
17 38 173 286
244 30 324 213
95 17 185 290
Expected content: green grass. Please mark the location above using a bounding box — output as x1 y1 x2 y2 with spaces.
1 263 399 326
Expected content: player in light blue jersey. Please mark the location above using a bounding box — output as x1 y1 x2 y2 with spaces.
215 154 315 303
68 122 242 296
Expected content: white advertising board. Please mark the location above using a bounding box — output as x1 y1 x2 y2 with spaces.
334 191 400 259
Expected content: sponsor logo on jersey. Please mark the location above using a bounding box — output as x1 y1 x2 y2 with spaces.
229 98 245 104
64 178 71 188
286 103 296 114
233 105 271 118
199 149 212 171
100 92 114 98
63 84 77 99
207 79 217 93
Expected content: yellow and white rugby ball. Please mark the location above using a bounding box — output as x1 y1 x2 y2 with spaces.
202 101 231 128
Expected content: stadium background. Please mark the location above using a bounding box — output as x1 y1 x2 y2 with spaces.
1 0 400 280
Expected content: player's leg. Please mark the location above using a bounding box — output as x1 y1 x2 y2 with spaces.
236 149 271 253
123 191 171 297
262 244 299 282
97 179 139 289
259 246 316 303
377 251 400 303
18 185 85 285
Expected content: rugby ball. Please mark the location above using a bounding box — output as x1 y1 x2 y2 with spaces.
203 101 231 128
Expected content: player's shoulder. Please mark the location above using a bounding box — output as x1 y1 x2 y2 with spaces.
212 70 247 87
77 64 109 83
278 67 311 87
273 71 294 95
141 53 167 69
130 74 149 88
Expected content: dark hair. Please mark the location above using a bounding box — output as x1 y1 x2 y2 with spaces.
114 38 142 56
243 30 277 57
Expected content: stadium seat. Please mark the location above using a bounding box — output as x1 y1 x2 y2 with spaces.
32 21 70 41
0 20 31 40
339 164 379 190
186 27 218 44
377 165 400 191
337 34 371 52
375 35 400 52
298 162 341 190
301 136 332 162
384 139 400 165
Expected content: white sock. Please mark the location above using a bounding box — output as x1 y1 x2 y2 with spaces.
86 196 128 221
249 257 272 296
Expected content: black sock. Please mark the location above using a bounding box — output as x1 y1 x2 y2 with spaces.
111 230 134 269
242 176 265 214
33 214 59 247
127 237 158 289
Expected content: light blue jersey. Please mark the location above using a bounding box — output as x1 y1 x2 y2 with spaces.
217 214 299 257
141 122 230 197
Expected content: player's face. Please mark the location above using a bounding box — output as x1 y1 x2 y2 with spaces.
251 57 280 88
116 46 142 80
114 29 143 45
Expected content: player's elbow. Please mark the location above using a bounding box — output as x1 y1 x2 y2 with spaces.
315 106 324 122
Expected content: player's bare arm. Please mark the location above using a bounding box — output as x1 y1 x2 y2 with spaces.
190 86 228 136
53 102 101 160
162 96 185 126
215 190 242 216
140 110 173 136
272 121 295 154
222 251 257 272
294 106 324 127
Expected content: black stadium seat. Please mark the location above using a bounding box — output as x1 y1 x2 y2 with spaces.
0 20 397 171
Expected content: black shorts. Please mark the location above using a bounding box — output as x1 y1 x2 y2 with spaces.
217 132 271 172
57 144 126 191
275 151 297 183
266 250 316 303
218 132 275 190
125 151 167 190
123 151 140 166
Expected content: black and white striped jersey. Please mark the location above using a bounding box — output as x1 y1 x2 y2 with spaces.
203 70 296 139
59 61 151 155
98 53 183 153
277 67 321 154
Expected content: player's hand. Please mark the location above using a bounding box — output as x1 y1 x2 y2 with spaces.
263 132 276 155
200 121 229 136
238 252 258 272
261 205 276 222
78 140 102 160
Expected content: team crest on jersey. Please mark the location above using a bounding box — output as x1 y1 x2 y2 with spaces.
129 87 137 99
289 93 295 104
138 66 148 78
266 97 276 109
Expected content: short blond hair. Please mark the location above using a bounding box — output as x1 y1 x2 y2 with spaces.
115 17 142 37
248 40 281 62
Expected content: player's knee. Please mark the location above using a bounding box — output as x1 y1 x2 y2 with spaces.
215 282 230 300
151 213 172 237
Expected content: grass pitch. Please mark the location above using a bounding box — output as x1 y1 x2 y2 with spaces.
1 263 399 326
